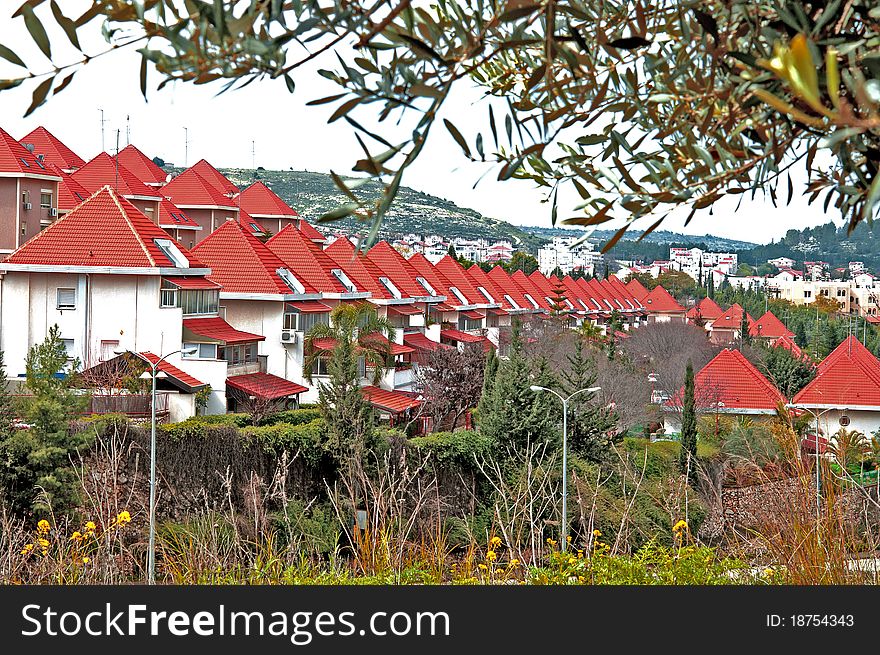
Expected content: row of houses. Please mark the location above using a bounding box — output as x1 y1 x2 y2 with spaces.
0 126 664 425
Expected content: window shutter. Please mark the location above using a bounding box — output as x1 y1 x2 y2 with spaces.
57 288 76 309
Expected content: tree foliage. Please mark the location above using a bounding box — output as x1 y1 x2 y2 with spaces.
10 2 880 241
679 361 698 485
561 339 618 462
419 342 485 431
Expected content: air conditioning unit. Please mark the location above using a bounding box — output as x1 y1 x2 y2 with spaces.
280 329 298 344
23 202 32 210
49 207 57 217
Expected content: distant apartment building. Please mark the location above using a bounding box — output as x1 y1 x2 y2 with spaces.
668 247 737 283
850 261 866 276
537 237 600 276
768 256 795 269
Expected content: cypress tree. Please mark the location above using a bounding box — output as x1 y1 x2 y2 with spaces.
678 361 698 485
740 309 751 347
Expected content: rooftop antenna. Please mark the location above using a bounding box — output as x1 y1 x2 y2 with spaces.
126 115 130 146
251 139 256 172
114 129 120 190
98 108 107 152
183 126 190 167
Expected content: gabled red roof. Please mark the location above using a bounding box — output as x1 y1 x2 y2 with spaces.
116 144 168 186
324 237 391 299
48 164 90 211
687 296 724 321
361 385 421 413
266 224 348 293
226 372 308 399
160 168 237 208
187 159 238 195
607 276 644 310
239 181 299 217
0 126 58 175
641 285 685 314
137 352 206 390
403 332 453 352
559 276 590 312
574 278 605 312
596 278 629 311
435 255 485 305
407 253 456 302
774 334 806 359
712 303 754 331
19 126 84 171
793 336 880 408
2 186 206 269
750 310 794 339
440 329 486 343
625 277 650 301
511 270 552 310
366 242 430 298
183 317 265 344
670 348 786 411
582 278 618 313
157 198 201 229
296 219 325 243
71 152 161 198
466 265 520 310
192 220 315 295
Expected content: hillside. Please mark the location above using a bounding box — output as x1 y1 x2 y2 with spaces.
207 168 546 251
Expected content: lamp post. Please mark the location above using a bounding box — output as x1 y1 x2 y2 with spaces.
785 403 834 522
530 385 601 552
137 347 198 584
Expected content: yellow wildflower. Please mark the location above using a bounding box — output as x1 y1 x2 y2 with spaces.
37 519 50 534
84 521 96 532
82 557 90 564
489 536 501 548
478 563 488 571
568 557 577 565
673 520 688 533
486 550 497 562
593 529 602 537
21 543 33 554
115 510 131 525
37 538 49 548
508 559 520 567
764 568 774 578
71 531 82 542
566 535 572 543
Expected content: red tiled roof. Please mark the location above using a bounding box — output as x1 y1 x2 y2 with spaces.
137 352 206 390
239 181 298 217
750 310 794 339
581 278 617 312
19 126 84 170
2 186 206 269
793 336 880 408
642 285 685 313
625 277 650 301
309 337 338 351
687 297 724 321
367 242 430 298
183 317 265 344
48 164 90 211
324 238 391 299
460 309 484 319
774 334 806 359
157 198 201 229
187 159 238 194
434 255 485 305
361 385 421 413
71 152 161 198
296 219 325 243
465 265 515 310
596 278 630 311
670 348 786 411
407 253 456 301
116 144 168 185
388 304 423 315
712 303 754 331
192 220 316 295
511 270 552 310
163 276 220 290
287 300 332 313
440 329 485 343
403 332 453 352
359 333 416 355
607 276 644 310
160 168 237 208
266 224 349 293
226 372 308 399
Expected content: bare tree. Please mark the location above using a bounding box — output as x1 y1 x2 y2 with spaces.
417 343 485 431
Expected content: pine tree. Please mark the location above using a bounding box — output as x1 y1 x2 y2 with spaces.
740 309 751 347
480 346 499 403
561 340 618 462
447 244 458 260
678 362 698 485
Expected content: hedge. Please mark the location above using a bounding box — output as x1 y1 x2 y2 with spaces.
240 419 327 466
409 430 495 466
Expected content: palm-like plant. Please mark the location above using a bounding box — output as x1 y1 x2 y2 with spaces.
303 302 397 386
577 320 605 343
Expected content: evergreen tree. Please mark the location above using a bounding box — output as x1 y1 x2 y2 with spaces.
480 345 499 403
0 327 90 516
794 321 808 348
561 340 618 462
678 362 698 485
477 320 554 449
740 309 752 347
447 244 458 260
761 346 815 398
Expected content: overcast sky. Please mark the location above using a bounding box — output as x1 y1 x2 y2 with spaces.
0 3 843 245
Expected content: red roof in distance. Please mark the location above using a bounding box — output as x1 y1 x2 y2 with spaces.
137 352 206 390
360 385 421 413
793 336 880 409
687 296 724 322
116 144 168 186
157 198 201 229
712 303 754 331
625 277 650 301
2 186 206 269
72 152 161 198
324 237 391 299
0 126 59 175
187 159 238 195
239 181 299 217
19 126 85 171
367 242 430 298
48 164 91 211
266 224 349 293
750 310 794 339
160 168 237 209
227 372 308 399
642 285 685 313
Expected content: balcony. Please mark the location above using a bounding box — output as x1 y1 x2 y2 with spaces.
227 354 268 377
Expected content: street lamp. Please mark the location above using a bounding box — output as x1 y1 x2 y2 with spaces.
785 403 834 523
135 347 198 584
530 385 601 552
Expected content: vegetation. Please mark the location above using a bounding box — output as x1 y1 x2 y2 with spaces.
679 362 698 485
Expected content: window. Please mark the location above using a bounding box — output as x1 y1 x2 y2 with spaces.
277 268 306 293
311 356 330 377
487 312 499 328
61 339 74 361
182 343 217 359
837 288 847 297
458 316 482 331
154 238 189 268
178 289 219 315
503 294 520 309
283 311 299 331
219 343 258 365
40 192 52 209
379 276 402 299
804 291 812 299
477 286 495 303
523 293 540 309
100 340 120 362
331 269 357 293
160 279 177 307
416 277 436 296
57 287 76 310
449 286 468 305
20 224 26 237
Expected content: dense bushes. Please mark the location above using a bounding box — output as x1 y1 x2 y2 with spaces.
240 420 326 465
409 430 495 466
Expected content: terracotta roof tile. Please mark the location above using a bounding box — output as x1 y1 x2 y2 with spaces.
184 317 265 344
324 238 391 298
71 152 161 198
48 164 91 211
187 159 238 195
157 198 201 229
160 168 237 208
239 181 299 217
18 126 84 170
116 144 168 185
360 385 421 413
434 255 485 305
687 297 724 321
625 277 650 301
712 303 754 330
641 285 685 313
226 372 308 399
2 185 206 269
750 310 795 339
266 224 348 293
137 352 206 390
793 336 880 408
366 242 430 298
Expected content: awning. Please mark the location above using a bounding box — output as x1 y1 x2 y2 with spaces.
388 304 423 315
183 317 266 344
135 352 206 392
489 307 508 315
432 302 456 312
361 385 422 413
460 310 484 319
403 332 453 352
360 334 416 355
226 373 308 399
440 329 486 343
309 337 338 351
286 300 332 313
163 276 220 290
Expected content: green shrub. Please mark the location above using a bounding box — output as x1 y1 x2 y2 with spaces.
159 414 251 440
272 500 342 556
259 408 323 427
240 419 326 465
409 430 495 466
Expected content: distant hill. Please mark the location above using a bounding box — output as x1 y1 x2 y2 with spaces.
204 168 546 251
523 225 757 251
